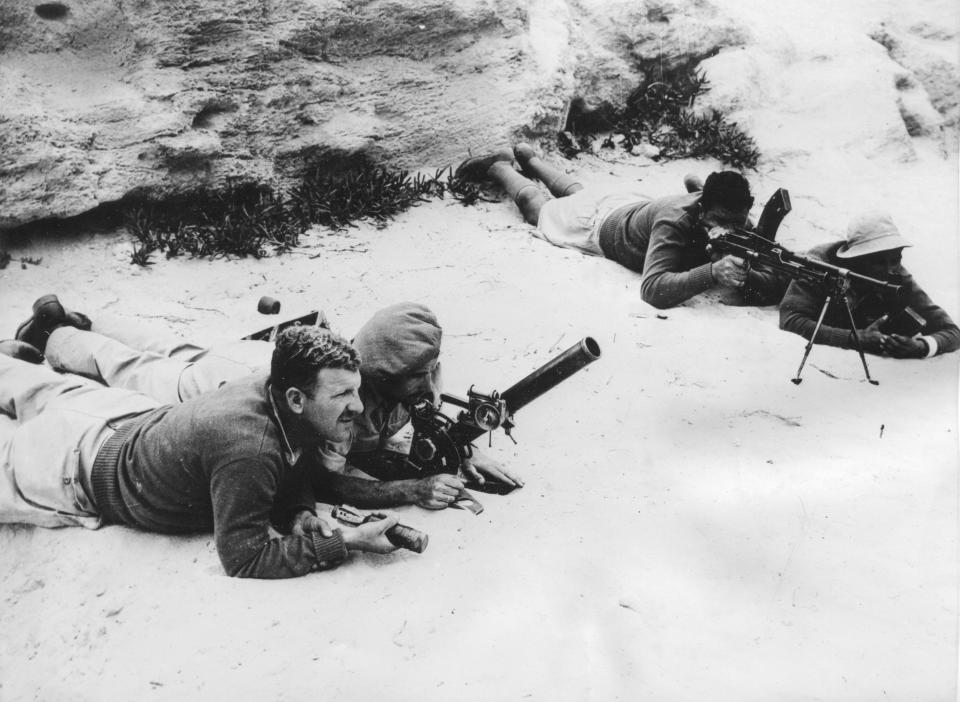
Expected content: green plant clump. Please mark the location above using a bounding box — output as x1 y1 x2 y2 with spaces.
126 184 303 265
125 166 483 265
563 66 761 170
290 166 443 230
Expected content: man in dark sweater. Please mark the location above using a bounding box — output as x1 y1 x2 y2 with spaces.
779 211 959 358
456 144 787 308
13 300 522 510
0 322 401 578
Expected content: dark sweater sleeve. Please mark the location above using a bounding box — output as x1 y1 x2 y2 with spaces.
210 458 347 579
640 221 715 309
779 280 853 348
269 464 320 535
901 275 960 355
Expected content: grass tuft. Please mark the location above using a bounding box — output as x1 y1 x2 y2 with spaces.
562 64 761 169
290 166 438 230
0 251 43 270
125 183 303 262
123 165 499 263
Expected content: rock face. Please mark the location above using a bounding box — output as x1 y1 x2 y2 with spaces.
0 0 955 229
0 0 525 226
0 0 536 227
693 0 959 165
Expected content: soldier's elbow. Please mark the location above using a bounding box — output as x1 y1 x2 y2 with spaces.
641 284 671 310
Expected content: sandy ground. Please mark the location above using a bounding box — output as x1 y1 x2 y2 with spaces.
0 143 956 700
1 1 959 699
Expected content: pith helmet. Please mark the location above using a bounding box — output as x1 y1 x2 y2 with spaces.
836 211 912 259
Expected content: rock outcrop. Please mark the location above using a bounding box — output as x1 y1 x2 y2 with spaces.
693 0 958 166
0 0 542 227
0 0 955 229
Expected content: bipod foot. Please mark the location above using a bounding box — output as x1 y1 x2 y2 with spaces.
790 377 803 385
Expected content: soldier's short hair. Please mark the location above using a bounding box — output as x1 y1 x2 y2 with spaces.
701 171 754 213
271 326 361 394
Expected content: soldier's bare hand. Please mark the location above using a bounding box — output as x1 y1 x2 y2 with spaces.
342 513 400 554
711 255 748 288
463 450 524 488
882 333 927 359
291 510 335 538
855 316 888 354
413 474 464 509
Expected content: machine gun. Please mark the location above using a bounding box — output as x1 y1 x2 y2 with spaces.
686 184 793 305
706 226 903 385
401 337 602 495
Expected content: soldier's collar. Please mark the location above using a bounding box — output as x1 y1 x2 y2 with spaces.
266 383 302 465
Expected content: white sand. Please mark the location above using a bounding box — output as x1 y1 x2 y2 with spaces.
0 1 957 700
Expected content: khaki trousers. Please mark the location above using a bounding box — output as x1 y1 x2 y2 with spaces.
0 355 159 528
45 324 269 404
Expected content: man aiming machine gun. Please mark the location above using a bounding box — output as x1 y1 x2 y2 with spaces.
458 144 789 309
707 223 902 383
687 181 793 307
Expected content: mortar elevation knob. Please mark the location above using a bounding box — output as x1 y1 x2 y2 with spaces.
258 296 281 314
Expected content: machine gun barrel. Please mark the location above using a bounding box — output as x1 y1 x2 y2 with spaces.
779 247 900 292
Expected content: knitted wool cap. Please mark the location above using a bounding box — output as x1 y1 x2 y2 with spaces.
352 302 441 380
836 211 912 259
